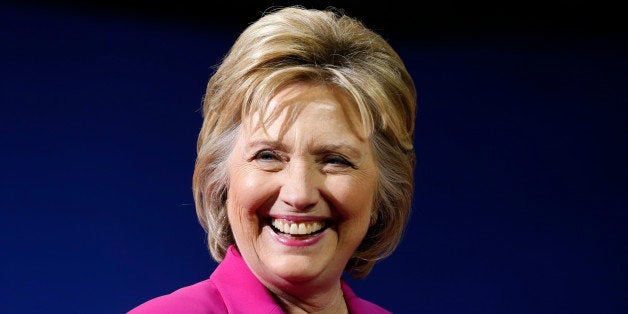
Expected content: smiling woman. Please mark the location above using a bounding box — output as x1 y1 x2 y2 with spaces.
227 83 379 296
129 5 416 313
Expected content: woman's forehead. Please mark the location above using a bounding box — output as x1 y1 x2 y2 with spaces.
243 83 365 136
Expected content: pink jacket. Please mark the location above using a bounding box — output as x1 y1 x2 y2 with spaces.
128 245 391 313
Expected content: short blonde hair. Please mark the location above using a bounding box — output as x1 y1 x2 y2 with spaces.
192 6 416 278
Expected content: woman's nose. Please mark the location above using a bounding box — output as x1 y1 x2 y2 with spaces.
278 161 321 211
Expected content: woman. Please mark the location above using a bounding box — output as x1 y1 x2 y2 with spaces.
130 5 416 313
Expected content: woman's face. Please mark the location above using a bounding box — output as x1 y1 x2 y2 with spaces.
226 83 377 290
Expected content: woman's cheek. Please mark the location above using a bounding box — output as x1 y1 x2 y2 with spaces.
230 168 275 214
331 175 376 215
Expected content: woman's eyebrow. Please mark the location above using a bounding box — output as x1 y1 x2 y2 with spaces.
247 140 363 157
310 143 362 158
246 139 289 151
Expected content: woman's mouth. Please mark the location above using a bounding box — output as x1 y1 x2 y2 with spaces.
269 218 327 239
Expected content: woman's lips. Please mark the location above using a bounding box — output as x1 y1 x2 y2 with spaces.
267 218 329 247
271 218 325 235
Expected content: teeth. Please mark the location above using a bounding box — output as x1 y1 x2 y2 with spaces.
271 219 324 235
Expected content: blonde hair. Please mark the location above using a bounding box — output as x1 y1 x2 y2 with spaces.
192 6 416 278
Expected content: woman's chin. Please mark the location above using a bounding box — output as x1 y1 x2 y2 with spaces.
255 225 339 283
263 255 329 284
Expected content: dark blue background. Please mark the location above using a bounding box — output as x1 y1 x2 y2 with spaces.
2 1 626 313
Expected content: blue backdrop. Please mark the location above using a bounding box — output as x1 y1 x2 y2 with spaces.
2 1 626 313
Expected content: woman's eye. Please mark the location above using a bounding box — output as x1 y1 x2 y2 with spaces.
323 155 354 167
254 150 280 161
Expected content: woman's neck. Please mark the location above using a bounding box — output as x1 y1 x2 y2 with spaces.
269 282 348 314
